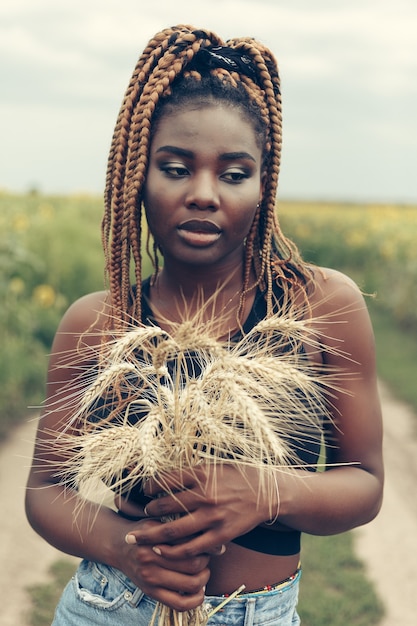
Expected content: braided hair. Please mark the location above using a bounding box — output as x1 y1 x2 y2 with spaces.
103 25 311 329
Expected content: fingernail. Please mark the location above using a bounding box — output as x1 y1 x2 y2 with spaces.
152 546 162 555
125 534 137 544
220 544 226 555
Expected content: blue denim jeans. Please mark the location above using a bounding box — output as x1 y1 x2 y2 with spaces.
52 559 301 625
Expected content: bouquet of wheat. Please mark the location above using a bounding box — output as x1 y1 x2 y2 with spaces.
55 304 346 626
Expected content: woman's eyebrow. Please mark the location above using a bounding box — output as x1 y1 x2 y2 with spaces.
219 151 256 163
155 146 256 163
155 145 194 158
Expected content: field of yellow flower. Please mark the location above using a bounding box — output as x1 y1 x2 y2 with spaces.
279 201 417 329
0 192 103 436
1 192 416 436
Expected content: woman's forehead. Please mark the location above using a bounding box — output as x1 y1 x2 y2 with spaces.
151 104 262 154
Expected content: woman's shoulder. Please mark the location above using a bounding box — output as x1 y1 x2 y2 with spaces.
50 290 111 358
58 290 111 332
307 265 366 312
306 266 375 364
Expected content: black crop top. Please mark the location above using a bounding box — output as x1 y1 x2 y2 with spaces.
111 278 324 556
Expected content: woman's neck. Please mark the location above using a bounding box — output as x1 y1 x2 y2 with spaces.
149 265 257 337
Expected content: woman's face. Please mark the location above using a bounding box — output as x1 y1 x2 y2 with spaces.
143 103 264 273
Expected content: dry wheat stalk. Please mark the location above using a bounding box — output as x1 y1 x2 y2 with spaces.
50 305 350 626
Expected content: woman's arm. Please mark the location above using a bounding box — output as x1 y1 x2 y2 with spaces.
126 269 384 554
275 267 384 533
25 292 210 611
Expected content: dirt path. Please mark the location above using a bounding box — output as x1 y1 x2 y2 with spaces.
353 381 417 625
1 382 417 625
0 415 77 626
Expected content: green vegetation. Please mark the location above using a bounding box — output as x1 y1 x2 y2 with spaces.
368 302 417 412
0 192 104 438
2 193 417 436
280 200 417 415
299 533 384 625
280 201 417 332
2 193 413 624
0 191 152 439
27 560 77 626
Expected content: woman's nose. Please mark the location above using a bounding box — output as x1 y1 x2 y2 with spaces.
185 172 219 211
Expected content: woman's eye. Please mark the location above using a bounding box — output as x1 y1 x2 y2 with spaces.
161 164 189 177
222 170 249 183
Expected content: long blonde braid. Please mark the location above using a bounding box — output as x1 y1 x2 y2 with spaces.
103 25 311 330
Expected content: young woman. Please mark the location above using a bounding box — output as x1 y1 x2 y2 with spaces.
25 25 383 626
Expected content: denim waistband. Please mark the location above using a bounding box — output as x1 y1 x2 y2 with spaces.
218 566 301 600
203 568 302 624
54 559 302 626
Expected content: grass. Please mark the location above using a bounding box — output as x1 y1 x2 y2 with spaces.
27 560 77 626
295 301 417 625
299 533 384 625
0 192 155 440
369 302 417 415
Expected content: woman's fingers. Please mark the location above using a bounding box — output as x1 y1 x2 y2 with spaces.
125 532 212 574
126 508 212 547
126 520 227 559
151 586 207 613
122 536 210 610
115 494 148 518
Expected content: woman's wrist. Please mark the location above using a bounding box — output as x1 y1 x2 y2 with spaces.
95 508 136 570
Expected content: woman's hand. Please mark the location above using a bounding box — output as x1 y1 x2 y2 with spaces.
116 517 211 611
124 464 271 559
114 493 149 519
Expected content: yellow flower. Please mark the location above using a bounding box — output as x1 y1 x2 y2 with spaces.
295 224 312 239
345 230 367 248
32 284 56 308
38 203 55 220
9 277 25 295
13 214 30 232
379 242 396 260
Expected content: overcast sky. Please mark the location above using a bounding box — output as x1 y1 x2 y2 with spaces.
1 0 416 202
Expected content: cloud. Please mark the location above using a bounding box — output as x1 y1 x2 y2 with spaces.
0 0 416 200
2 0 415 99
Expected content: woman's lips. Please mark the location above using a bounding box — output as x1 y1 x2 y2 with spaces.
177 219 222 247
